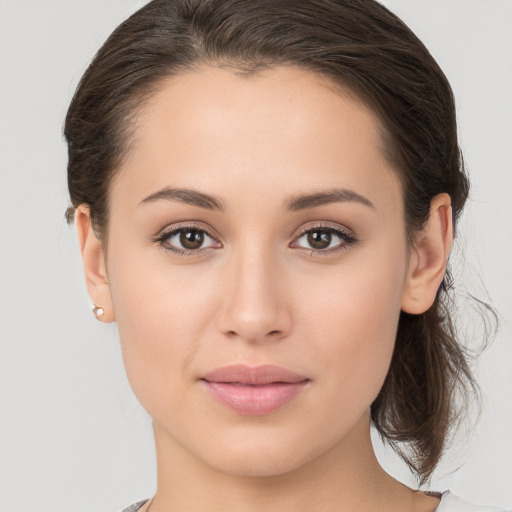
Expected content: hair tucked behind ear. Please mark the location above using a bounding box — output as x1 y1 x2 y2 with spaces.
372 297 473 482
65 0 495 483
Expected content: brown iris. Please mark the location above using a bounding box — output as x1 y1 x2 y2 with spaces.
179 229 204 250
307 230 332 249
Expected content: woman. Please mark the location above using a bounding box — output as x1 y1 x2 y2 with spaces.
63 0 508 511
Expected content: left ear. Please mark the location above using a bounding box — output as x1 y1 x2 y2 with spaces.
401 193 454 314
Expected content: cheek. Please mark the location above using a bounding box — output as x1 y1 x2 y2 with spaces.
106 245 221 410
297 246 407 406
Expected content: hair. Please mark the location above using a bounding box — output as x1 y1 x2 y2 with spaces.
65 0 478 483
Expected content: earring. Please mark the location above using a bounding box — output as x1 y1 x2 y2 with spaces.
91 304 105 318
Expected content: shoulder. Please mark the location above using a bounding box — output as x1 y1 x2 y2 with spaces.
437 491 511 512
119 500 149 512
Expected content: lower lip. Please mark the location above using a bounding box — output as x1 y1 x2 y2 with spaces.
202 380 309 415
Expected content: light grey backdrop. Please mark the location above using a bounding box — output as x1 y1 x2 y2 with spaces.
1 1 511 511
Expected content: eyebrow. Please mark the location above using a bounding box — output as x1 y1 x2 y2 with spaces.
139 187 225 211
284 188 375 211
139 186 374 213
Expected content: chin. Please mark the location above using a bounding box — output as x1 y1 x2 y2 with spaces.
208 448 308 478
196 426 327 479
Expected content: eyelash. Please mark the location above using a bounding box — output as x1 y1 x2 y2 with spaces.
154 222 357 257
291 224 358 256
154 222 221 257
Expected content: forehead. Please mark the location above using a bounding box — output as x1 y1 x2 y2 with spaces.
112 65 401 214
134 65 383 152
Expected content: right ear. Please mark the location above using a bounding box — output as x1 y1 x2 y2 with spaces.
75 205 115 322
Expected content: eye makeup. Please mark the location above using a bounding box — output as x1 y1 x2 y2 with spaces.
290 222 358 257
154 221 222 257
153 219 358 259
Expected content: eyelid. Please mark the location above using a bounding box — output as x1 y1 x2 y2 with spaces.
290 222 358 254
155 221 219 240
293 221 356 239
153 221 222 255
152 220 357 257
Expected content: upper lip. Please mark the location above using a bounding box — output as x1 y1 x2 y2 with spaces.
202 364 309 385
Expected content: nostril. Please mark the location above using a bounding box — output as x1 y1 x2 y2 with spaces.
224 329 283 342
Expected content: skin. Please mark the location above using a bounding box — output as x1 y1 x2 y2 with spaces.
77 66 453 512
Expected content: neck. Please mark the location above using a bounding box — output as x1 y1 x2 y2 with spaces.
147 413 438 512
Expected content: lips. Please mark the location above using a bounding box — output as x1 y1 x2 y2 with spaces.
201 364 310 416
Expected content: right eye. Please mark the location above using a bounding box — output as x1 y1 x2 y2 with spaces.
156 225 222 255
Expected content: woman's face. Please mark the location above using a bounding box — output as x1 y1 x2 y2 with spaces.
104 66 411 476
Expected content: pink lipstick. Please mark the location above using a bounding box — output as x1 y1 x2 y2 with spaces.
201 364 309 415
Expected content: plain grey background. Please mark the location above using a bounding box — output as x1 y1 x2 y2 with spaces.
1 1 511 510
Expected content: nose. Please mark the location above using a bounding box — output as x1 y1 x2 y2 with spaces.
216 247 292 344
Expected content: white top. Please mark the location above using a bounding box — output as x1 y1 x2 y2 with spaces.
436 491 510 511
120 491 511 512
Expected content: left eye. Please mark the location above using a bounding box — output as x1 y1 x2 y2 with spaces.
293 228 353 251
161 228 220 252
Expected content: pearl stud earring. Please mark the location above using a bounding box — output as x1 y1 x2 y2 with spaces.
91 304 105 318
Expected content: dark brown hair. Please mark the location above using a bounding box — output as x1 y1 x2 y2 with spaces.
65 0 476 483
